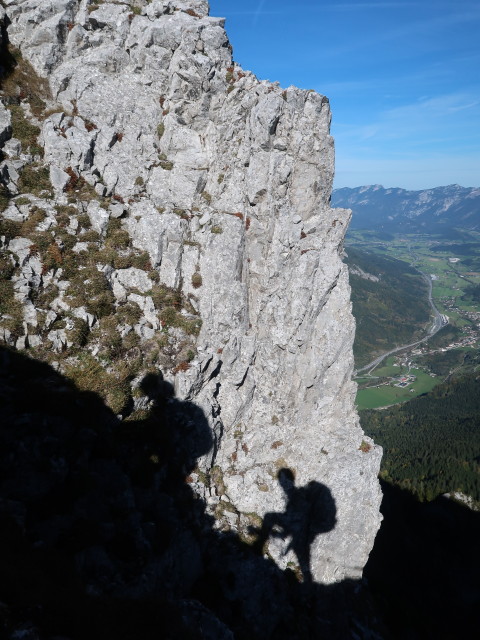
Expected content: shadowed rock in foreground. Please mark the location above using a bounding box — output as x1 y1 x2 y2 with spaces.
0 346 384 639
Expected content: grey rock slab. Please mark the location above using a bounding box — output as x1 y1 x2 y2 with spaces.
7 238 33 266
86 200 109 235
49 165 70 192
0 102 12 147
2 137 22 158
71 306 96 328
109 203 126 218
113 267 152 294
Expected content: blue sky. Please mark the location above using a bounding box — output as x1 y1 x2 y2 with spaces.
209 0 480 190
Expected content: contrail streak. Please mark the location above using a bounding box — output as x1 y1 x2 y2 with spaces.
253 0 268 26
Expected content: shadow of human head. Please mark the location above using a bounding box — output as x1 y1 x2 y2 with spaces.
136 371 213 480
249 469 338 586
277 467 295 494
0 346 382 639
139 371 174 403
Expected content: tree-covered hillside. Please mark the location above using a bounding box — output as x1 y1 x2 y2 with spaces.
345 247 431 367
360 374 480 502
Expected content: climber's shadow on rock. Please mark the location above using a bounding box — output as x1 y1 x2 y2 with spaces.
133 371 213 486
0 346 361 640
250 468 337 584
0 348 217 638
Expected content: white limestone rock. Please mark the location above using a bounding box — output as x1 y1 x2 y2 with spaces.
49 164 70 192
0 101 12 147
3 0 383 585
113 267 152 294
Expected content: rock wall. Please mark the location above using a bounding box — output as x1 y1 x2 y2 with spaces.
0 0 382 584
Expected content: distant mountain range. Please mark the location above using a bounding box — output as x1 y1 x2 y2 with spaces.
332 184 480 233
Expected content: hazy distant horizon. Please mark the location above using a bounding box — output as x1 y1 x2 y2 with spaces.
333 182 480 192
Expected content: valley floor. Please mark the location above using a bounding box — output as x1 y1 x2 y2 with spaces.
348 230 480 409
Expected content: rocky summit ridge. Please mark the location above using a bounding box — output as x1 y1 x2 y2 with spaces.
0 0 382 598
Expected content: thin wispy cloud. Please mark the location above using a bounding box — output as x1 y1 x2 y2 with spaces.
220 11 281 15
320 64 455 97
322 3 421 9
446 101 479 113
253 0 268 26
384 94 480 121
318 9 480 59
210 0 480 188
334 93 480 149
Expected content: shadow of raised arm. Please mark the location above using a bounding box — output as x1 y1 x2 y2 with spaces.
250 468 337 584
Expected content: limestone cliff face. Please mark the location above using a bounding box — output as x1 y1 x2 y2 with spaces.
0 0 382 584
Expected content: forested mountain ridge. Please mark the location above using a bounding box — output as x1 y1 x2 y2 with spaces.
345 247 430 367
360 373 480 503
333 184 480 232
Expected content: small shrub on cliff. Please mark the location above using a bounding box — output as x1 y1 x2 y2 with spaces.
66 268 114 319
117 301 143 326
98 315 123 358
0 218 22 240
182 317 202 336
64 353 130 415
191 272 202 289
159 159 173 170
122 331 140 350
0 280 23 334
151 284 182 310
210 465 227 496
105 217 122 235
86 290 115 319
159 305 180 328
173 208 188 219
79 229 101 243
42 242 63 273
17 165 52 197
20 207 47 235
131 251 151 270
0 184 11 213
359 440 372 453
27 231 52 257
0 252 14 281
32 283 59 309
107 229 131 250
66 318 90 348
9 105 43 155
172 360 191 374
1 48 51 118
77 213 92 229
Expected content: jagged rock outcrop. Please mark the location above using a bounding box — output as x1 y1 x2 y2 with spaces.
0 0 382 589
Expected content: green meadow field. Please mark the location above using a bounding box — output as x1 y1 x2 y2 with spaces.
356 369 440 410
